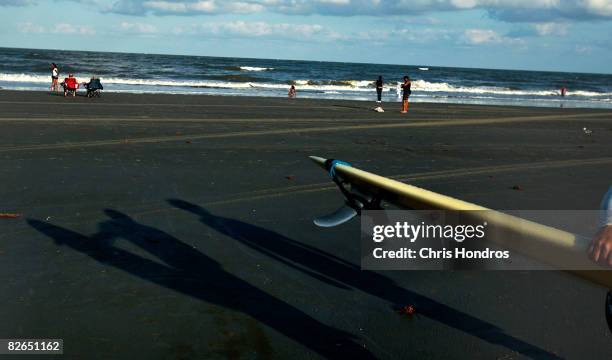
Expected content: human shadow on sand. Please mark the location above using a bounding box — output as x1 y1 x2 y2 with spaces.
168 198 561 360
28 210 375 359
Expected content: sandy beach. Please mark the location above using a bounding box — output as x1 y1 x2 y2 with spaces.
1 89 612 359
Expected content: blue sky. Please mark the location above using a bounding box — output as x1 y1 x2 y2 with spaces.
0 0 611 73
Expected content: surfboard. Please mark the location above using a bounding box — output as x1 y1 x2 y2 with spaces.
310 155 612 289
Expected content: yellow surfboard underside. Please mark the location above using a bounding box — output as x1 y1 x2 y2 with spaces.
311 156 612 288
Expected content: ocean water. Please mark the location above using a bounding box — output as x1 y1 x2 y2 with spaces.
1 47 611 109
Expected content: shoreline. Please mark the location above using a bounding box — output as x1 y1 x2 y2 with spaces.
1 88 610 112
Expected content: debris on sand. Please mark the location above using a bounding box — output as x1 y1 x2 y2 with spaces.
398 304 417 316
511 185 523 191
185 140 192 144
583 127 592 136
373 106 384 113
285 175 295 180
0 213 22 219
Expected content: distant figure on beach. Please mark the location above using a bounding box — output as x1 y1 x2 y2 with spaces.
61 74 79 97
560 87 567 97
84 76 103 98
589 186 612 266
401 76 411 114
288 85 296 98
376 75 383 103
50 63 59 92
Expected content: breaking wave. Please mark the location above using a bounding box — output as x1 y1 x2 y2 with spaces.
409 79 610 97
240 66 274 71
224 66 274 71
1 73 610 98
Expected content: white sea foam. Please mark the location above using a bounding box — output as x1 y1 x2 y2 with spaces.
0 73 50 83
1 73 610 98
239 66 273 71
0 73 259 89
409 79 610 97
348 80 375 87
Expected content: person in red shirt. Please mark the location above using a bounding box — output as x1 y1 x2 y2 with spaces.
62 74 79 97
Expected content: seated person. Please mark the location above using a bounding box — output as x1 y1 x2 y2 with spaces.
61 74 79 97
84 76 103 97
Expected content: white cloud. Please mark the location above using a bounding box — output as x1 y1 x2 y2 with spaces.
343 27 451 43
174 20 454 45
101 0 612 22
533 22 569 36
119 21 158 34
581 0 612 16
17 22 95 35
184 21 327 39
18 21 45 33
225 1 265 12
143 0 216 13
111 0 265 15
463 28 522 44
52 23 96 35
10 0 612 21
463 29 500 44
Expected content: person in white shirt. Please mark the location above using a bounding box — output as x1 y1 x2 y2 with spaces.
50 63 59 92
589 186 612 266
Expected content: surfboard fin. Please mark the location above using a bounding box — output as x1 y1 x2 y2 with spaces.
312 158 382 227
314 204 358 227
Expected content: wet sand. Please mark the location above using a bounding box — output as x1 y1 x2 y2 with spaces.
1 89 612 359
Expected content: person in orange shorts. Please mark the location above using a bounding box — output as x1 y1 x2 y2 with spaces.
400 76 411 113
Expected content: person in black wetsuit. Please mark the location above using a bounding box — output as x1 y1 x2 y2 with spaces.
376 75 383 103
401 75 411 113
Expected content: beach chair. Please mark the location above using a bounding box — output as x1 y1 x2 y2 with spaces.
86 78 103 98
62 76 79 97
